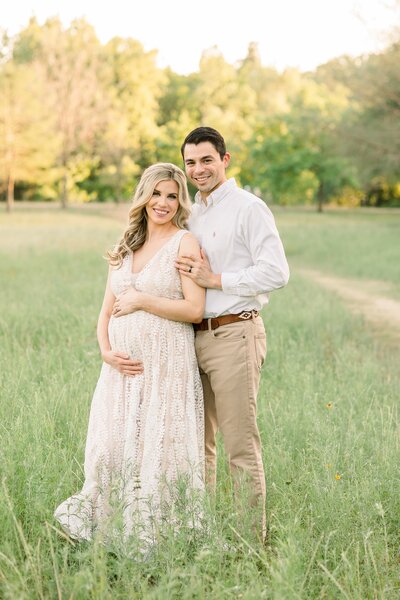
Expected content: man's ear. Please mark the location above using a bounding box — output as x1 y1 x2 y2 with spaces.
223 152 231 168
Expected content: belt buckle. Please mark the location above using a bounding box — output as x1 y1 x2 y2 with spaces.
239 311 252 320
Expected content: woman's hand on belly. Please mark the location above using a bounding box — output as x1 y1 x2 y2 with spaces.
112 288 143 317
102 350 144 377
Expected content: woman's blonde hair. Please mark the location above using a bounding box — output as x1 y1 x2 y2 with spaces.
107 163 191 267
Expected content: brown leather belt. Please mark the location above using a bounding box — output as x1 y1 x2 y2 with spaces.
193 310 259 332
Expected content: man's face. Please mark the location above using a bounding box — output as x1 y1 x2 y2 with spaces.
183 141 230 198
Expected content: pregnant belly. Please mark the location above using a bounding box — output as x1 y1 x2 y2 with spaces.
108 311 194 361
108 312 148 358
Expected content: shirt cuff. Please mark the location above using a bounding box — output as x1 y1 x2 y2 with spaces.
220 272 238 295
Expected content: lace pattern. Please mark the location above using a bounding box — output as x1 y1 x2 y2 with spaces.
54 230 204 545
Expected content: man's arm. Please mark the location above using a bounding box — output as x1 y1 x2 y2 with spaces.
176 202 289 295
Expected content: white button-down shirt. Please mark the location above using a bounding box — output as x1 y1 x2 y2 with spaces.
188 178 290 318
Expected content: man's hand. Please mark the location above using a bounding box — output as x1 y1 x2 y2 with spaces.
102 350 143 376
113 288 143 317
175 248 222 289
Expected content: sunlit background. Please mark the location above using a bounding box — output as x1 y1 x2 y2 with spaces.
0 0 399 209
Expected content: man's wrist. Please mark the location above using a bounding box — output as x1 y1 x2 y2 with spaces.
209 273 222 289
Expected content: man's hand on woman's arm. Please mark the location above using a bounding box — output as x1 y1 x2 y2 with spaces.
175 248 222 289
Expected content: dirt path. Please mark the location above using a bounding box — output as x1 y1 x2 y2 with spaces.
298 268 400 344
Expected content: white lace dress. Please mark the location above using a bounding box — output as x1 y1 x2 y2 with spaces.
55 230 204 545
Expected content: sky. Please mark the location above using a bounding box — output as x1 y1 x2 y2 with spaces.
0 0 398 73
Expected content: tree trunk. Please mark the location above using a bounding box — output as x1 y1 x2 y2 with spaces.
61 171 68 209
317 182 324 213
114 161 122 203
6 172 14 213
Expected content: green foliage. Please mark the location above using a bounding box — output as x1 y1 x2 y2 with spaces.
315 43 400 206
0 24 399 208
155 69 200 166
0 55 57 207
242 76 358 208
101 35 165 181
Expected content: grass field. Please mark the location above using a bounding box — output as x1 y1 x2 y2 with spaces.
0 205 399 599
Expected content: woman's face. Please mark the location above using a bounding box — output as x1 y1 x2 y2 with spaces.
146 179 179 226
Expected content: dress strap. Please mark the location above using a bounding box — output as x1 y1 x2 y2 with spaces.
172 228 191 252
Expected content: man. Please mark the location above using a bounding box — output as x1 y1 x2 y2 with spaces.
114 127 289 539
175 127 289 540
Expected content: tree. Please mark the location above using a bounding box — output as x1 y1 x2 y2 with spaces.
34 18 108 206
195 46 257 170
243 77 356 209
99 37 165 201
155 69 200 166
238 43 292 117
0 30 56 211
315 39 400 202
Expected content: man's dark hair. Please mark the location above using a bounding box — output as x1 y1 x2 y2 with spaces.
181 127 226 160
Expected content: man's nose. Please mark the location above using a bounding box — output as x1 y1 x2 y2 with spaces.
192 162 204 175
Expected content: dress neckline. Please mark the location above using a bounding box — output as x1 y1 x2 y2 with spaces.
130 229 184 275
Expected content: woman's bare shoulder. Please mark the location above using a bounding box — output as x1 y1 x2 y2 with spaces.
178 231 200 254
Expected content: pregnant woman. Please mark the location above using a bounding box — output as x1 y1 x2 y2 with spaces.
55 163 205 549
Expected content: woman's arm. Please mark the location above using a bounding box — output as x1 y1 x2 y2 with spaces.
113 233 205 323
96 267 115 356
98 266 143 376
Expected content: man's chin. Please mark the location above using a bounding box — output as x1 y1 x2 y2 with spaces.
197 182 214 193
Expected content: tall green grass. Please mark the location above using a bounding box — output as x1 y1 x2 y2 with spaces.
0 208 399 598
277 208 400 296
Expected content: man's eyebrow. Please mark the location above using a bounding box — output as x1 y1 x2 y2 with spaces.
185 155 214 162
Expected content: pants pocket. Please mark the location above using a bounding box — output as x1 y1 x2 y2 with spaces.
254 333 267 371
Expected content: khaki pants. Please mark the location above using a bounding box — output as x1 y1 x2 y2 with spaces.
195 315 267 539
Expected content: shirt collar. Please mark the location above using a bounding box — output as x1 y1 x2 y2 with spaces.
194 178 236 207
